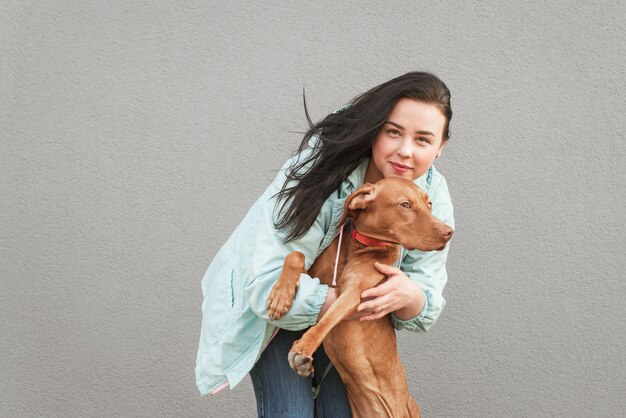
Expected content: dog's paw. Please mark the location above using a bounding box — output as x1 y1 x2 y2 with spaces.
288 350 314 377
267 279 299 320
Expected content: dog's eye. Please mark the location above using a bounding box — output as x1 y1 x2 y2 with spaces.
428 201 433 210
400 201 411 209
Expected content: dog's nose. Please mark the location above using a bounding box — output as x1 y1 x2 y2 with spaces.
439 225 454 239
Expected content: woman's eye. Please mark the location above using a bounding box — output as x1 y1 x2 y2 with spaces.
400 201 411 209
388 129 401 136
428 202 433 210
416 136 431 144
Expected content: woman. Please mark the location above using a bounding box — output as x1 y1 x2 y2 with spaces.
196 71 455 417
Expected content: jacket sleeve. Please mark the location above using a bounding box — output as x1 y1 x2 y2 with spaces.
391 175 455 332
243 153 333 331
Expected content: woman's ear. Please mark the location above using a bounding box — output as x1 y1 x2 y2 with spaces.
337 183 377 226
436 141 446 158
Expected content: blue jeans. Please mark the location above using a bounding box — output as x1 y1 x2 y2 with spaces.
250 328 351 418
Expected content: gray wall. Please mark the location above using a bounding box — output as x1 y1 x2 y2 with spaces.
2 1 624 417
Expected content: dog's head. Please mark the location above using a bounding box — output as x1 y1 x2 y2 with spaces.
341 177 453 251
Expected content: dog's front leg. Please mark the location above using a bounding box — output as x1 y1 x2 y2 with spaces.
288 272 363 376
267 251 306 320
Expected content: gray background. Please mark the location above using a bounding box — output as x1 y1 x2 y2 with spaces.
2 1 624 417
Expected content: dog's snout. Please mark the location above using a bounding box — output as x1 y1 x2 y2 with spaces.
439 225 453 239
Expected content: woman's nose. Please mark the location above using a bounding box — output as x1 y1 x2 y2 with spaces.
396 138 412 157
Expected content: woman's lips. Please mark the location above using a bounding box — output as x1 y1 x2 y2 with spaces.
390 162 411 173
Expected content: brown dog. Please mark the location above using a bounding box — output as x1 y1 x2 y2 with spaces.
267 177 453 418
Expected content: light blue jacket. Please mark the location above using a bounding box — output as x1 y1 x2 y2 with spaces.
195 151 454 396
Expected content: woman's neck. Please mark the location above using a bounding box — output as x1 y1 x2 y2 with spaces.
364 158 384 184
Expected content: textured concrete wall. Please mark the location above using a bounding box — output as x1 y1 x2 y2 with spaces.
2 1 625 417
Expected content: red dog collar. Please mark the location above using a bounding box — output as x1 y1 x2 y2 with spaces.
351 229 395 247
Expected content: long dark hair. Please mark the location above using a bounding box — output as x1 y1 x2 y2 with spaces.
274 71 452 242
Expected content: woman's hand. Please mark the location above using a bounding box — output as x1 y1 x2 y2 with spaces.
356 262 426 321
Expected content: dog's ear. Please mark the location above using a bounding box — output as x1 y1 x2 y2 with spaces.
348 183 376 210
337 183 377 226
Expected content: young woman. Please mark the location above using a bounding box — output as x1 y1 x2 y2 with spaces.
196 71 455 417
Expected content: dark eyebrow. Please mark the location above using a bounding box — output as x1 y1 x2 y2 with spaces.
385 121 436 137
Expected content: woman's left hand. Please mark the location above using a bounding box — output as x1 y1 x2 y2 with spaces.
356 262 426 321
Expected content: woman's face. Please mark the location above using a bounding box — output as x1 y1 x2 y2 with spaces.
366 98 447 183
